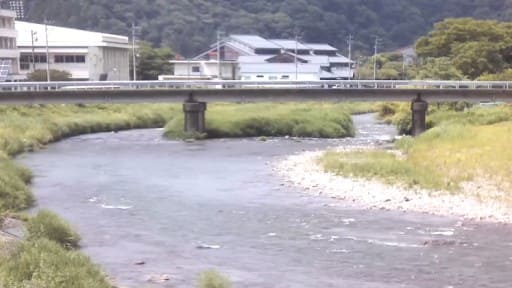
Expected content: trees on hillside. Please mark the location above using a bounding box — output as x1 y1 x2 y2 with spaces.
23 0 512 57
416 18 512 79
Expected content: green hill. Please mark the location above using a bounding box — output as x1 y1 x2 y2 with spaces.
22 0 512 56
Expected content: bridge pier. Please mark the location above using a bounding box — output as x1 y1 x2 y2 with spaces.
411 94 428 136
183 95 207 134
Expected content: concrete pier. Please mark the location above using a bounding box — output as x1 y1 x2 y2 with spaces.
183 101 207 133
411 94 428 136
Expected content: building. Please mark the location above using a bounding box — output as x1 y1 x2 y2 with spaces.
0 8 20 81
16 21 131 81
169 34 354 81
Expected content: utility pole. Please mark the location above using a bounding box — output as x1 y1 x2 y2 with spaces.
373 36 381 81
347 34 353 79
30 29 37 71
216 30 224 80
295 32 298 81
44 18 51 82
131 23 138 81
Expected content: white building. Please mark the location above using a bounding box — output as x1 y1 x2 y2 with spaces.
0 8 20 81
16 21 131 81
169 35 354 81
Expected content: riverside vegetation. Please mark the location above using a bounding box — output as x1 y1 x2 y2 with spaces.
164 102 374 139
0 102 370 287
320 103 512 204
0 103 179 288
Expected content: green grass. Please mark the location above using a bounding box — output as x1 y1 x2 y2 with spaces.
165 102 375 139
198 270 231 288
0 239 111 288
26 210 81 249
323 104 512 199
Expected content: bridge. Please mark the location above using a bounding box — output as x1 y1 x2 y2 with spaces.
1 80 512 136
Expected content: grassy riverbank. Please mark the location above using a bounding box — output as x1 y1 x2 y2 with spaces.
0 104 179 288
164 102 375 139
320 104 512 202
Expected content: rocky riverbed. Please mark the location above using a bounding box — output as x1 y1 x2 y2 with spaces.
274 146 512 223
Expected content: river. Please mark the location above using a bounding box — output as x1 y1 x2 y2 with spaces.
18 114 512 288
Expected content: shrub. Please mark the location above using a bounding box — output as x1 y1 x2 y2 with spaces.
198 270 231 288
26 210 80 249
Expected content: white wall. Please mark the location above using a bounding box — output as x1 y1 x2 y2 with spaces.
240 72 319 81
173 62 236 79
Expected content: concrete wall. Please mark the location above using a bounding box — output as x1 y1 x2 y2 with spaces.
88 46 129 81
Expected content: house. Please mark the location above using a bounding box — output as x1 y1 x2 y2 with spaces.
0 8 20 81
169 34 354 80
16 21 131 81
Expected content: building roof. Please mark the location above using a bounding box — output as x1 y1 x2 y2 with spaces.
16 21 130 49
229 35 281 49
240 63 320 74
269 39 310 50
304 43 338 51
329 56 353 63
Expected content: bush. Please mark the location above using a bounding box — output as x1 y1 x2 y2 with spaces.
0 239 111 288
198 270 231 288
26 210 80 249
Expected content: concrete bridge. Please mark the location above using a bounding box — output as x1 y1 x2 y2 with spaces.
1 80 512 136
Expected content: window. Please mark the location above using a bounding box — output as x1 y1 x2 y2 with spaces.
55 55 86 63
75 55 86 63
256 75 264 78
191 66 200 73
21 54 47 64
281 75 290 79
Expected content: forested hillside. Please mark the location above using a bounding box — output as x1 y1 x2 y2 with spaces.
23 0 512 56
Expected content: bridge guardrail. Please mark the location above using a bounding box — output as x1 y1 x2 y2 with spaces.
0 80 511 92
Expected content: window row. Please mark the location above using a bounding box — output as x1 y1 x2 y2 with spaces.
0 37 15 49
20 54 86 65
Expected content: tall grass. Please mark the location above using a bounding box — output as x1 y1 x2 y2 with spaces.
26 210 81 249
165 102 375 139
323 104 512 197
0 239 111 288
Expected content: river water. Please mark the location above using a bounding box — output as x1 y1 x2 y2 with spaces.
18 114 512 288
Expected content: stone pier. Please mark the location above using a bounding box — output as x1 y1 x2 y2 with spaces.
183 98 207 134
411 94 428 136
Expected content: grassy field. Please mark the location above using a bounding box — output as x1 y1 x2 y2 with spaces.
164 102 375 139
321 104 512 200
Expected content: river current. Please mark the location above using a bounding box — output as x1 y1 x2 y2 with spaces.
18 114 512 288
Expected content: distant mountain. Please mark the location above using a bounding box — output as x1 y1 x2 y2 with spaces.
22 0 512 56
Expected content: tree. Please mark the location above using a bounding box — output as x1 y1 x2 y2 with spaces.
26 69 72 81
133 41 174 80
415 57 465 80
415 18 512 79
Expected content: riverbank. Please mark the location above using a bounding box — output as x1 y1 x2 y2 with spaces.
0 104 179 288
275 106 512 223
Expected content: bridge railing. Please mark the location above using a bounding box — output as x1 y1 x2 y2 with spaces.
0 80 511 91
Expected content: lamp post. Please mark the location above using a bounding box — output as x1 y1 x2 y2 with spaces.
373 36 381 81
347 34 353 79
131 23 140 81
43 18 51 82
30 30 37 71
216 30 225 80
